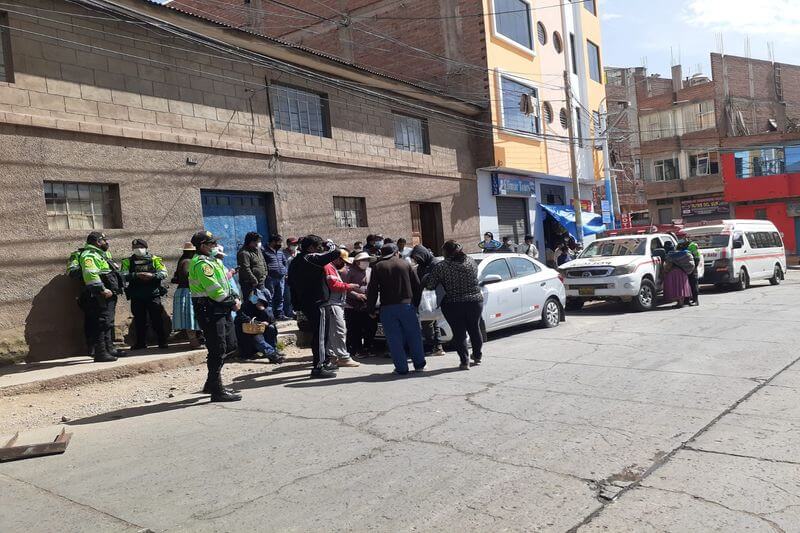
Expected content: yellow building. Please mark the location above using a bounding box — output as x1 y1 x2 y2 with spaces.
477 0 607 253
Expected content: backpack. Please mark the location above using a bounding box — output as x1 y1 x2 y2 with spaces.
66 248 84 280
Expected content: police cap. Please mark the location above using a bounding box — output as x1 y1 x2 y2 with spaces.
86 231 107 244
190 231 217 248
131 238 148 248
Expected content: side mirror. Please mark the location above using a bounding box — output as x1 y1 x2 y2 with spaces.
652 248 666 261
733 237 744 249
480 274 503 286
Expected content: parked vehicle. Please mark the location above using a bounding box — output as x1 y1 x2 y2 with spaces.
558 233 690 312
684 220 786 290
380 253 565 343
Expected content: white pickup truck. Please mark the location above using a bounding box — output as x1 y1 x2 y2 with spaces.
558 233 703 312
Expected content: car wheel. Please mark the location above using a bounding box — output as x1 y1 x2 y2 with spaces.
540 298 561 328
565 298 584 311
769 265 782 286
734 268 749 291
631 279 656 312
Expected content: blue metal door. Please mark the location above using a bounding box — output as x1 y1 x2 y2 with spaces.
201 191 269 271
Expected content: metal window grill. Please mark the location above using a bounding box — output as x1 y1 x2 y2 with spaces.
394 114 429 153
333 196 367 228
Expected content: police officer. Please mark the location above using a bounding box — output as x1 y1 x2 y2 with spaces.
121 238 169 350
188 231 242 402
79 231 126 362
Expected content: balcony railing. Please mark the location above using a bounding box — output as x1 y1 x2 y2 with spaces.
735 146 800 179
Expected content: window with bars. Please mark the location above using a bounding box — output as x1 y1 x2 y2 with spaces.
493 0 533 50
333 196 367 228
0 12 13 83
44 181 121 230
500 76 540 135
269 84 329 137
393 113 430 154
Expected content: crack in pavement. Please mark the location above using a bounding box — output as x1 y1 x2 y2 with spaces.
638 485 786 533
566 351 800 532
0 471 146 530
684 446 800 467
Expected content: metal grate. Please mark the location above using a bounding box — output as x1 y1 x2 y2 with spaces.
333 196 367 228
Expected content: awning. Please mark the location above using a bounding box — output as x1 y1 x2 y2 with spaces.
540 204 606 238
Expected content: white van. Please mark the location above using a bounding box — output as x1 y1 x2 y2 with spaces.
684 220 787 290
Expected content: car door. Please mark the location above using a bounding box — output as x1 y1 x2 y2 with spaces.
479 258 522 330
649 237 666 287
507 256 547 323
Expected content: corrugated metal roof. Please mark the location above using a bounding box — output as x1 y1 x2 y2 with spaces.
141 0 472 106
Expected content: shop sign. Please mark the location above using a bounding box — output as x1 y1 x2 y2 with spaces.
680 196 731 218
601 200 612 224
621 213 632 229
580 199 592 211
491 173 536 197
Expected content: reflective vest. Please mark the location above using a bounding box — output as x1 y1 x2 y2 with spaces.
79 244 123 294
188 254 230 302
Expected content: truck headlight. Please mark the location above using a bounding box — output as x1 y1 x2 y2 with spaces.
613 264 636 275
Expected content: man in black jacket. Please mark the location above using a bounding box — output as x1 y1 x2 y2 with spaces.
287 235 341 378
237 232 267 300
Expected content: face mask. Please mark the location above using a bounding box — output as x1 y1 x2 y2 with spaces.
210 246 220 257
256 242 263 249
357 261 369 270
375 240 384 248
249 293 259 305
132 248 147 257
290 245 298 252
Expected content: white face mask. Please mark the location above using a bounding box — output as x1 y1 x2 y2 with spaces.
375 240 384 248
357 261 369 270
210 246 220 257
290 245 298 252
132 248 147 257
256 242 263 249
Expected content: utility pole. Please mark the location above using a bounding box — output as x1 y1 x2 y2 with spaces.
599 100 616 229
564 70 584 243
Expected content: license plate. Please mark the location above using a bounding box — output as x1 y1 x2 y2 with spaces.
579 287 595 296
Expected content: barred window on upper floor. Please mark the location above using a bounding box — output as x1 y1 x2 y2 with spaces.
393 113 430 154
269 84 330 138
333 196 368 228
44 181 121 230
0 12 14 83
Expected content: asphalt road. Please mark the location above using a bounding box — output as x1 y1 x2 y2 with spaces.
3 273 800 532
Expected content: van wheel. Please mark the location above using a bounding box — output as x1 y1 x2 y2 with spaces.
540 298 562 328
565 298 584 311
769 265 783 285
735 268 749 291
631 279 656 312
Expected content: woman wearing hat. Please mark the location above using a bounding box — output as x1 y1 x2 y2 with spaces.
171 241 202 348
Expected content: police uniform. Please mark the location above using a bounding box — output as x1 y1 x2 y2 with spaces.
188 231 241 401
79 232 125 362
121 238 169 349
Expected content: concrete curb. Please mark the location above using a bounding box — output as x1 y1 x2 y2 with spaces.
1 333 300 397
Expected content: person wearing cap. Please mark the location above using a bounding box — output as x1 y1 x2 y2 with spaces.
121 239 169 350
234 287 285 363
363 234 384 256
287 235 344 378
342 251 377 357
366 244 426 375
282 237 299 319
263 234 289 321
78 231 126 362
237 232 267 301
322 249 361 368
171 242 201 349
188 231 242 402
676 230 701 306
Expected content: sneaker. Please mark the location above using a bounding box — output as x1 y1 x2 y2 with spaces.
459 363 470 370
471 355 482 366
338 358 361 368
430 346 446 357
311 367 337 379
413 364 426 373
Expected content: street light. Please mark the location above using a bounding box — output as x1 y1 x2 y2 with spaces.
598 98 630 229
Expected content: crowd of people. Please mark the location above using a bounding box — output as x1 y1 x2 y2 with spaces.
67 230 485 402
661 230 701 309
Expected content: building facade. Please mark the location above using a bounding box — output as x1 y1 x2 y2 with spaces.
173 0 608 254
0 0 485 361
607 54 800 227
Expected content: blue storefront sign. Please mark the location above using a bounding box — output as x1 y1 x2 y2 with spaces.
491 173 536 197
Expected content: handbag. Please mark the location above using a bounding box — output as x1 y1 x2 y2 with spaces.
242 318 266 335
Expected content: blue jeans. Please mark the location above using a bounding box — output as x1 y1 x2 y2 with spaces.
380 304 426 374
283 281 295 317
267 276 285 318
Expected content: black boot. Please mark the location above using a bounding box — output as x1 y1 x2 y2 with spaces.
209 374 242 402
201 379 239 395
458 354 470 370
106 331 128 357
93 338 117 363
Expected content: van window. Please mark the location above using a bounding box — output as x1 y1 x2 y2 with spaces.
772 232 783 247
691 233 730 248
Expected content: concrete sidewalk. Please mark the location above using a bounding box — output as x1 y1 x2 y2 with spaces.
0 321 300 396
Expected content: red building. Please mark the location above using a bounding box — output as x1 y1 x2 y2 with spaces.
721 144 800 256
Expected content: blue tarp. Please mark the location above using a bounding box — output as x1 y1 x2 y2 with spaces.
540 204 606 238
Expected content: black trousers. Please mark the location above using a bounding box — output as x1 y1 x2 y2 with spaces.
345 308 377 354
687 272 699 304
84 294 117 354
301 305 328 369
421 320 442 352
194 299 237 377
441 301 484 363
131 298 167 346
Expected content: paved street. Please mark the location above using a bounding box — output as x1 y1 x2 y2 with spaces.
3 274 800 532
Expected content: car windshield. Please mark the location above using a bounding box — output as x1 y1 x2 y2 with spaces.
580 238 647 257
689 233 730 249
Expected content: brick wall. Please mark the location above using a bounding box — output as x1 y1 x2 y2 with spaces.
0 0 485 180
